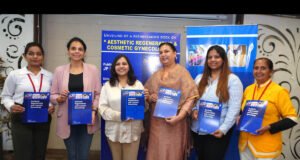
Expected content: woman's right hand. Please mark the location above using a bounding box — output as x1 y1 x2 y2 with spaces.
236 115 241 125
56 90 69 104
11 104 25 113
192 110 198 120
144 88 150 101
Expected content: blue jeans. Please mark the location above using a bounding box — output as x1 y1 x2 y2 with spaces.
64 125 93 160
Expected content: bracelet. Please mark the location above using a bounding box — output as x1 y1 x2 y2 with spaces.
92 109 98 111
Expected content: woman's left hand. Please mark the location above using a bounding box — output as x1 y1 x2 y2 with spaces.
48 106 55 114
165 116 180 125
212 129 224 138
89 111 97 125
255 125 271 135
125 118 133 122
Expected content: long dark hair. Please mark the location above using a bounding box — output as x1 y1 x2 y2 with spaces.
109 54 137 87
198 45 231 103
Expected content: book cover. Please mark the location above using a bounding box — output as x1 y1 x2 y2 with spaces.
153 87 181 118
121 89 145 121
197 100 222 134
22 92 50 123
238 100 267 135
68 92 92 125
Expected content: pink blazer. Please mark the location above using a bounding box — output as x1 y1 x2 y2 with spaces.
50 63 101 139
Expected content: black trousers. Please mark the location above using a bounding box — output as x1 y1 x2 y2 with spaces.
192 128 233 160
0 132 3 160
11 113 51 160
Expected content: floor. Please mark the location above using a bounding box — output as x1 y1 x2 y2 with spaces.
2 149 100 160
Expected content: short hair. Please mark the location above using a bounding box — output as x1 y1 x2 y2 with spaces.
66 37 87 51
66 37 86 62
254 57 273 70
159 42 176 52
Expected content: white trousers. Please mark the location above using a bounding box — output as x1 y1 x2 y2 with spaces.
240 146 274 160
107 137 140 160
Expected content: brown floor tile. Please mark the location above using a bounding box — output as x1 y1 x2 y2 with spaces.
2 149 100 160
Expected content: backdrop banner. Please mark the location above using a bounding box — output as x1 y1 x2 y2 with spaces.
186 25 258 88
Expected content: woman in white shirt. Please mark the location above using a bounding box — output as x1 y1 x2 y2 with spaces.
98 54 144 160
1 42 54 160
191 45 243 160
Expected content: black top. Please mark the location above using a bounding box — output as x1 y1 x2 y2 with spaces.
68 73 84 92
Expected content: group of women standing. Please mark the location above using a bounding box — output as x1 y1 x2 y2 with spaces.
1 38 298 160
1 37 100 160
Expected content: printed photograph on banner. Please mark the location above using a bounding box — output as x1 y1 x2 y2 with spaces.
187 44 226 66
187 44 207 66
227 44 247 67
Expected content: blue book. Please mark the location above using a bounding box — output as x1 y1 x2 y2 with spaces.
68 92 92 125
153 87 181 118
121 89 145 121
197 100 222 134
22 92 50 123
238 100 267 135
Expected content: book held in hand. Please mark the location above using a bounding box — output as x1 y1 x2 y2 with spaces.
121 89 145 121
68 92 92 125
22 92 50 123
238 100 267 135
197 100 222 134
153 87 181 118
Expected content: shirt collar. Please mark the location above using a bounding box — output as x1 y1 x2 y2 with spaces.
19 66 48 76
208 75 219 85
255 79 272 88
117 81 129 89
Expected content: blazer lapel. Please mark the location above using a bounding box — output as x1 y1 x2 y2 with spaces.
83 63 88 92
63 64 70 92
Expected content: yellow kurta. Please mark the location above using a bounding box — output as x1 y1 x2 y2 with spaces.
239 80 297 158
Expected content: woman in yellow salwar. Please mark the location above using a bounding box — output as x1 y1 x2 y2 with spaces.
144 42 199 160
239 57 298 160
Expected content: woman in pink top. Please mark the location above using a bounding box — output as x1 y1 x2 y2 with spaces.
50 37 101 160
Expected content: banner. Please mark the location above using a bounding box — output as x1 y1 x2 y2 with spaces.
186 25 258 88
101 30 180 84
101 30 181 160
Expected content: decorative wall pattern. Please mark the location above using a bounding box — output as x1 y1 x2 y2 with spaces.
0 14 34 150
244 15 300 160
0 14 33 75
